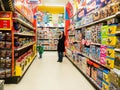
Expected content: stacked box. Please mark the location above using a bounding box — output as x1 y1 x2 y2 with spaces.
115 51 120 70
108 68 120 89
101 26 108 45
100 45 107 65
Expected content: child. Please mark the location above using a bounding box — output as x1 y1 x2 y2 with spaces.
37 43 44 58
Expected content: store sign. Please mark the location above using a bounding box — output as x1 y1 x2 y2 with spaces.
66 2 74 18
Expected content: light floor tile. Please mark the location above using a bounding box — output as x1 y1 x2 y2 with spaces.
4 52 95 90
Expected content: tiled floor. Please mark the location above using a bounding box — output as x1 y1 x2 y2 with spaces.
4 52 95 90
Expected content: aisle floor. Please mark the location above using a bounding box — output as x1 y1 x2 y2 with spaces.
5 52 95 90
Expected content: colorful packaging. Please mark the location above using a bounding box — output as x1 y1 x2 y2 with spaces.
97 67 103 79
101 26 108 37
107 36 116 46
108 25 117 35
103 69 109 84
108 68 120 89
97 77 103 88
100 55 107 65
116 36 120 48
102 81 109 90
101 37 107 45
86 60 93 77
107 47 115 58
115 51 120 70
106 57 114 69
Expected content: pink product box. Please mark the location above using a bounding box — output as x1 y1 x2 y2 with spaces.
100 45 107 54
100 55 107 65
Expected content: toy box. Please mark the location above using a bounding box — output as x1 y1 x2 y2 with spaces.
90 45 96 59
102 81 109 90
0 69 5 78
107 36 116 46
0 58 5 68
86 60 93 77
101 26 108 37
100 7 108 19
108 25 117 35
109 82 120 90
115 51 120 70
106 57 114 69
108 68 120 89
95 46 100 61
101 37 107 45
91 63 99 81
116 36 120 48
97 67 103 79
107 47 115 58
100 55 107 65
103 69 109 84
96 77 103 88
93 9 101 21
107 18 119 25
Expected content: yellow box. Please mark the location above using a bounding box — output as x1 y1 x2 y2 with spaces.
106 58 114 69
108 25 117 35
102 81 109 90
103 73 109 84
107 48 115 58
107 36 116 46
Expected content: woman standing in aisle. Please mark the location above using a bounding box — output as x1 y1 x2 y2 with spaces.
57 31 66 62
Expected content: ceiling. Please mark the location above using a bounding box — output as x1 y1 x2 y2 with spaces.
41 0 69 6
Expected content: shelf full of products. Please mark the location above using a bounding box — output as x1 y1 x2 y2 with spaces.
37 27 63 51
65 0 120 90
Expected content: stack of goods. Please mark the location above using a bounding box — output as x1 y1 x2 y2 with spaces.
0 31 12 78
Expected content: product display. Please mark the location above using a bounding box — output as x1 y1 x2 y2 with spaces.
37 27 62 50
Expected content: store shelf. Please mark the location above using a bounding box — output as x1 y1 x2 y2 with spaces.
22 54 36 76
116 31 120 34
38 38 59 40
76 12 120 29
82 53 110 70
69 34 75 36
115 48 120 52
14 33 35 36
66 54 101 90
15 42 35 51
13 18 35 30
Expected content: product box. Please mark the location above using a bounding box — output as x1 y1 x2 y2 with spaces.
106 57 114 69
0 58 5 68
107 18 119 25
108 68 120 89
101 37 107 45
103 69 109 84
107 47 115 58
86 60 93 77
109 82 120 90
108 25 117 35
0 69 5 78
101 26 108 37
100 55 107 65
107 36 116 46
100 7 108 19
97 77 103 88
102 81 109 90
93 9 101 21
91 63 99 81
115 51 120 70
116 36 120 48
97 67 103 79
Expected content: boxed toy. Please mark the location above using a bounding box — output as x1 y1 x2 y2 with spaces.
0 32 5 41
1 50 6 57
0 69 5 78
115 51 120 70
108 68 120 89
108 25 117 35
107 47 115 58
5 42 12 49
107 36 116 46
97 67 103 80
86 60 93 77
6 32 11 41
100 7 108 19
107 18 119 25
101 37 107 45
6 57 11 68
96 77 103 88
93 9 101 21
106 57 114 68
0 58 5 68
109 82 120 90
102 81 109 90
0 41 5 49
116 36 120 48
91 63 99 81
103 69 109 84
101 25 108 37
5 69 11 77
6 50 12 57
90 45 96 59
95 46 100 61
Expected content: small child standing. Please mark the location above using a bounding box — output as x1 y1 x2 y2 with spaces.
37 43 44 58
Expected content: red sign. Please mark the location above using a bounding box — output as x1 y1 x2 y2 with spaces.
0 20 10 28
0 12 11 18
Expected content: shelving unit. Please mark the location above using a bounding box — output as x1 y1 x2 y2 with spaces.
65 0 120 90
0 0 36 83
37 27 62 51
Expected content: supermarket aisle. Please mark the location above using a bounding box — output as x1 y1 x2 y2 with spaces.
4 52 95 90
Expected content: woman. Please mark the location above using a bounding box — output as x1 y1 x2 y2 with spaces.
57 31 65 62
